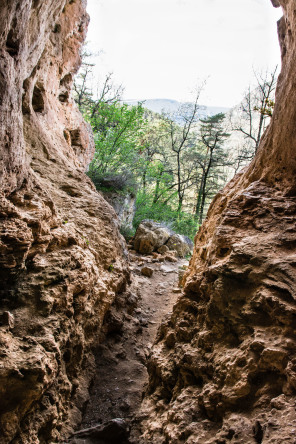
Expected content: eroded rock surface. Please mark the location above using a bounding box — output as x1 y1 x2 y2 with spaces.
138 1 296 443
0 1 129 443
102 191 136 230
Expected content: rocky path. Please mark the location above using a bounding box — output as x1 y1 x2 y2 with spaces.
70 250 188 443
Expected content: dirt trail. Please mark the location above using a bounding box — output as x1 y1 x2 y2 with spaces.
75 250 188 442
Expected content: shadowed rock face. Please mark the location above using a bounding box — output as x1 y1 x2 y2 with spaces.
139 1 296 443
0 1 129 443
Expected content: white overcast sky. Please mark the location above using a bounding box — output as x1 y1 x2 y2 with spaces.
86 0 282 107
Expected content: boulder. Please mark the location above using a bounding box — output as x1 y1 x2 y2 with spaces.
134 220 193 257
134 220 172 254
166 234 193 257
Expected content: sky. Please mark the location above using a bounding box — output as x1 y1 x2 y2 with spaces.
86 0 282 108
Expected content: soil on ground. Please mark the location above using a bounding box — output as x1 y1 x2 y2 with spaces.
77 249 188 442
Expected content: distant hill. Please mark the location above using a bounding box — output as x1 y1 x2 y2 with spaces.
124 98 230 118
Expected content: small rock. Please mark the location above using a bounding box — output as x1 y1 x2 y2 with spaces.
165 254 178 263
172 288 182 293
271 394 288 410
72 418 129 443
105 311 124 334
126 292 138 314
119 400 131 412
128 254 138 262
136 349 146 364
178 269 186 287
141 266 153 277
139 317 148 327
0 311 15 329
160 264 175 273
165 331 176 348
116 350 127 359
136 325 143 334
158 245 169 254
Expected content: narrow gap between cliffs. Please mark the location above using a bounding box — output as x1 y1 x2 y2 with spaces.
69 246 189 444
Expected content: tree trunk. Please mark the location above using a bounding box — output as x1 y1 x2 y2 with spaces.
153 167 163 203
195 174 204 218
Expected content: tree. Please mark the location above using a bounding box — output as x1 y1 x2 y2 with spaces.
73 57 232 238
162 89 203 213
89 100 146 177
73 45 97 111
194 113 230 223
230 67 278 165
73 46 146 190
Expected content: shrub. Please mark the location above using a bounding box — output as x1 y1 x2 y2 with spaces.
120 224 136 242
87 168 137 196
134 192 199 240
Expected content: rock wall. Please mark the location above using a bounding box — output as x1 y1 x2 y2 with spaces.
139 1 296 443
0 1 129 443
102 191 136 230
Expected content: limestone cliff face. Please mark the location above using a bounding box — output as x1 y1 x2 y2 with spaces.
0 1 129 443
139 1 296 443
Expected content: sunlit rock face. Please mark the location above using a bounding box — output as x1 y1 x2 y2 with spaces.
0 1 129 442
139 1 296 442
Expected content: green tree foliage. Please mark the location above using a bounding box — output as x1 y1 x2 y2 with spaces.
133 110 230 235
134 191 198 239
89 101 146 176
73 56 146 194
73 49 269 239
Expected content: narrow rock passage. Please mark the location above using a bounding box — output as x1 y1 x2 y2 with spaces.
70 250 188 443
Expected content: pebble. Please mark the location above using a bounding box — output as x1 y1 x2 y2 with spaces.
160 264 175 273
172 288 182 293
141 266 154 277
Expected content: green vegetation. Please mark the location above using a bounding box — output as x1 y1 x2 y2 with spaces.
73 49 277 240
119 224 136 242
88 101 146 178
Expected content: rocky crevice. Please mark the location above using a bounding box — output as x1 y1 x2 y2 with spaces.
137 1 296 443
0 1 129 443
68 250 188 444
1 0 296 443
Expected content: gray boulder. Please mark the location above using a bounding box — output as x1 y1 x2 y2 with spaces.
134 220 193 257
134 220 172 254
166 234 194 258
